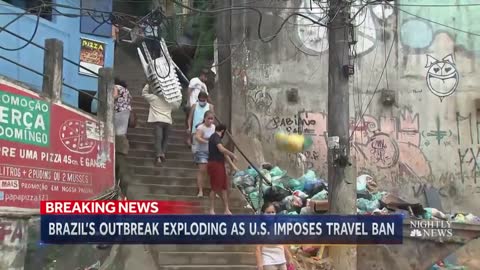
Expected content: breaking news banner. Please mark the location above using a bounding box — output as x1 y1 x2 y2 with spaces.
40 201 404 245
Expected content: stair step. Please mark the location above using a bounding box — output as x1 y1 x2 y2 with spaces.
130 141 191 153
127 157 195 168
131 123 186 130
127 183 246 200
128 128 186 138
128 133 186 144
132 175 197 186
134 194 251 209
131 101 187 114
155 252 256 265
136 113 185 123
130 165 197 178
132 108 186 120
128 150 192 160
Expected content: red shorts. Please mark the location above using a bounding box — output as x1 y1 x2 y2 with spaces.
207 161 227 192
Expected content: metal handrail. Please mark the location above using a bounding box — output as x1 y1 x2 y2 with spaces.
173 65 270 212
213 115 271 212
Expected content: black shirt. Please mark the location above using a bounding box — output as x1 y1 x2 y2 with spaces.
208 132 225 162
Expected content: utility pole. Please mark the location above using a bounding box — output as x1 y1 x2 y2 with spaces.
327 0 357 269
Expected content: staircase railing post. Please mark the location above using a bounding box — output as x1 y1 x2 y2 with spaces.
42 39 64 102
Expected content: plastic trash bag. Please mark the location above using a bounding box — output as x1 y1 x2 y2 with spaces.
431 262 466 270
356 174 372 192
271 179 286 189
293 190 309 199
370 191 386 201
244 186 257 194
233 170 247 178
283 195 303 211
246 167 258 177
304 177 327 194
264 186 290 203
288 178 304 191
248 191 262 210
465 214 480 224
270 166 286 177
261 184 270 193
311 190 328 200
356 198 380 212
234 175 255 188
453 213 466 223
300 206 313 215
300 170 316 182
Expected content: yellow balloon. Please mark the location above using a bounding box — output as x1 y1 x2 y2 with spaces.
286 134 305 153
275 132 289 151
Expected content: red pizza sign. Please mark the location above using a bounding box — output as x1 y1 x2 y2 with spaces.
0 79 115 209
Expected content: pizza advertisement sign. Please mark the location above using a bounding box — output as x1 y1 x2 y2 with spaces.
79 37 106 77
0 79 115 210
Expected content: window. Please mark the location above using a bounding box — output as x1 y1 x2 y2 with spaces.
4 0 53 21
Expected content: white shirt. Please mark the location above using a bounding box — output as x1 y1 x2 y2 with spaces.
142 84 177 124
188 77 208 107
192 123 215 153
261 245 286 266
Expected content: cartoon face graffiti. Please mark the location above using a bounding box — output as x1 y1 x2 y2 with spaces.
425 54 459 99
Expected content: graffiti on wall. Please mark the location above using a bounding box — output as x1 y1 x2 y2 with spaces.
247 86 273 115
425 54 459 100
0 218 28 270
266 114 317 133
264 110 431 181
399 0 480 55
421 116 453 146
293 0 394 55
456 112 480 183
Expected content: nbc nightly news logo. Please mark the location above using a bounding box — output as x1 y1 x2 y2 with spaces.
409 220 453 238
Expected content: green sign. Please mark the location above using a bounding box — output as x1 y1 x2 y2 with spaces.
0 91 51 147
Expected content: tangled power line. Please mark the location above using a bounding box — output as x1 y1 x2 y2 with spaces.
0 0 479 106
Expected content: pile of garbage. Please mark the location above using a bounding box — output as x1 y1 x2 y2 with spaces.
233 165 480 225
431 261 466 270
233 164 479 270
233 165 327 214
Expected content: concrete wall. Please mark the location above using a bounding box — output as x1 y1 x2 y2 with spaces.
230 0 480 214
0 0 115 107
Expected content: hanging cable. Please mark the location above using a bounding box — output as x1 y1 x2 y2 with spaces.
349 32 396 140
0 5 42 51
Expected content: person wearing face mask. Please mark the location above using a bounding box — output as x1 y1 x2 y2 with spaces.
188 91 214 148
207 124 237 214
256 202 293 270
185 69 210 146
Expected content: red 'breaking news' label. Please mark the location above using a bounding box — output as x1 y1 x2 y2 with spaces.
40 200 199 214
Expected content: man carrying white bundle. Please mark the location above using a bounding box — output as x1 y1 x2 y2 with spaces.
142 83 178 165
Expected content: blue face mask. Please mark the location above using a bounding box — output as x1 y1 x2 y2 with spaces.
199 101 207 107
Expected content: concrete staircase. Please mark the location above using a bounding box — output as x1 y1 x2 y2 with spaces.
124 96 256 269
